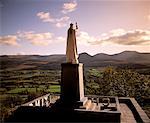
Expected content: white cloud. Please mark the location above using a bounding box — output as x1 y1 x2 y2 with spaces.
109 29 126 36
91 29 150 46
37 12 55 22
36 1 75 27
56 36 65 43
22 32 54 46
55 16 70 28
61 1 77 14
1 30 66 47
74 29 150 46
77 31 97 45
37 11 70 28
0 35 19 46
18 31 65 45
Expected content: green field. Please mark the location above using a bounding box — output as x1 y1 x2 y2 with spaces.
47 85 60 93
0 67 150 121
0 69 61 121
6 85 60 94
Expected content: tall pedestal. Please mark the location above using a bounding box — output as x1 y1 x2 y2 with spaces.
60 63 86 106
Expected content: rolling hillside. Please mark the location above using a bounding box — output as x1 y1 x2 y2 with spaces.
0 51 150 70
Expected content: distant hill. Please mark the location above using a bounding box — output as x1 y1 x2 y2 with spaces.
0 51 150 70
92 51 150 63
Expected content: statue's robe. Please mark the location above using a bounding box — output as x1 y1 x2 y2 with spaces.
66 27 78 64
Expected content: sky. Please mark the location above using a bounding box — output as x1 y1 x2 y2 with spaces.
0 0 150 55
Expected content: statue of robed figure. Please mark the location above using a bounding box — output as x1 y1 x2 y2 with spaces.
66 23 79 64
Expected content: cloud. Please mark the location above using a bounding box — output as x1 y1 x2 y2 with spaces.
18 31 65 45
56 36 65 42
55 16 70 28
91 29 150 46
75 29 150 46
0 35 19 46
37 12 55 22
109 29 126 36
61 1 77 14
21 32 53 46
0 30 66 47
37 11 70 28
77 31 97 45
37 1 75 27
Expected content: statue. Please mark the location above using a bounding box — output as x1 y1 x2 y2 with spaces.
66 23 79 64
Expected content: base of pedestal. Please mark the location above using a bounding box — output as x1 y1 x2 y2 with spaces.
60 63 85 105
48 96 121 122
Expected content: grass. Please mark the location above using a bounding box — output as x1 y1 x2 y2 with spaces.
0 94 9 101
7 88 36 94
7 85 60 94
47 85 60 93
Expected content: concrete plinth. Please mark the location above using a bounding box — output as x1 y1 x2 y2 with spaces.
60 63 85 105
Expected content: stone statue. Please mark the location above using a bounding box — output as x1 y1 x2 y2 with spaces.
66 23 79 64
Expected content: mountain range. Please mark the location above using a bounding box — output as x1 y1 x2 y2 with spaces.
0 51 150 70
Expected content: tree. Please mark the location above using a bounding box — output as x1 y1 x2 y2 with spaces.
85 67 150 105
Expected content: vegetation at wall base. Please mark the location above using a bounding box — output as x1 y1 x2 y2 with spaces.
0 66 150 121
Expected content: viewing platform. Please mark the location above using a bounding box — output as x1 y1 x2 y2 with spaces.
7 93 150 123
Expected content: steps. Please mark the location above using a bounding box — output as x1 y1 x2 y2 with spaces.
88 103 97 111
79 99 100 111
79 100 92 109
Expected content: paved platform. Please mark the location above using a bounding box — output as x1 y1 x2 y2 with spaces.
6 96 150 122
120 103 136 123
79 102 137 123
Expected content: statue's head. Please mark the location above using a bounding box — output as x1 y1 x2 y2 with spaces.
70 23 73 28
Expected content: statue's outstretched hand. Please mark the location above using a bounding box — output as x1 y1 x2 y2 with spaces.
76 22 78 30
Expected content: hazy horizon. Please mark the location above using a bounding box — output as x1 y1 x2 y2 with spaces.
1 50 150 56
0 0 150 55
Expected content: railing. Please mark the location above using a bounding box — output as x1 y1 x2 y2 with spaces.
21 94 119 109
22 93 60 107
86 95 120 110
86 95 118 102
